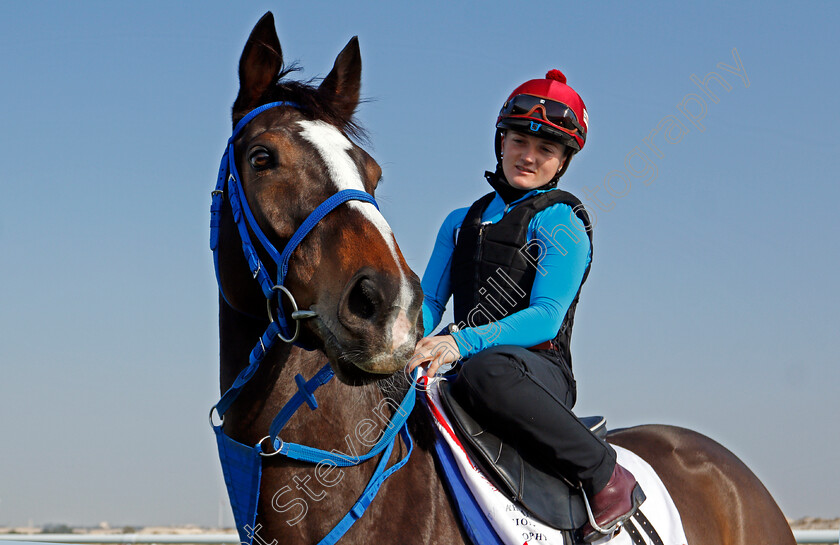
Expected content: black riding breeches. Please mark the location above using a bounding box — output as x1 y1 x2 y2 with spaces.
452 345 616 495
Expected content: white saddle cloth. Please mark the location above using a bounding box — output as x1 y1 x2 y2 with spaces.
426 382 689 545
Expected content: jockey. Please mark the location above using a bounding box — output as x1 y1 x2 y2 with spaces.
409 70 645 541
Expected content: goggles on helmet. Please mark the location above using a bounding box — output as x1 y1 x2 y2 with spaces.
499 94 584 137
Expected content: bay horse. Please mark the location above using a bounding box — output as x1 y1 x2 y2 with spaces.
213 12 796 545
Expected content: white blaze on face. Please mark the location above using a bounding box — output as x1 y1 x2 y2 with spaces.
298 120 414 351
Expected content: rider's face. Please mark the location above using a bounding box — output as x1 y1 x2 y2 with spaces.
501 131 567 190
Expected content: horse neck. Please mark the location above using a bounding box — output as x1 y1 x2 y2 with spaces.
218 299 353 444
218 301 466 544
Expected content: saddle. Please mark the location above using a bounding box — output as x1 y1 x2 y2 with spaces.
438 381 607 531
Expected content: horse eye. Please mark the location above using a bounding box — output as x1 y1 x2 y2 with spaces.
248 147 273 170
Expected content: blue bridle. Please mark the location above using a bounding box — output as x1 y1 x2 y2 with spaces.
210 100 378 343
209 102 417 545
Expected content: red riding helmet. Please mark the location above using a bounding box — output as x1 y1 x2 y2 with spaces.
495 69 588 153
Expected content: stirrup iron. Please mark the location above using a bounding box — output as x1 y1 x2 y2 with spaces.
580 483 646 539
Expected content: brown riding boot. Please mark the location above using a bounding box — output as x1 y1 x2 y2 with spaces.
581 463 646 542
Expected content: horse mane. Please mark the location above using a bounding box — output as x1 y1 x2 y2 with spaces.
235 63 369 145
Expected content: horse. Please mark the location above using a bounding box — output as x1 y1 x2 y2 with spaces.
213 12 796 545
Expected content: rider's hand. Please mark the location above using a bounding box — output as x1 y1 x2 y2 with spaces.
407 335 462 378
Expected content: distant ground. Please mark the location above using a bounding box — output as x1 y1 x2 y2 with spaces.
788 517 840 530
0 526 234 535
1 519 838 535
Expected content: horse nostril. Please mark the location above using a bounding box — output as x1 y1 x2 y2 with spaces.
346 276 380 321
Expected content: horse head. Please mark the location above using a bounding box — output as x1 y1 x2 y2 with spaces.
216 13 423 383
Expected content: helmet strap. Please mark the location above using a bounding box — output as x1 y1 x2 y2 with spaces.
555 152 574 180
490 130 575 202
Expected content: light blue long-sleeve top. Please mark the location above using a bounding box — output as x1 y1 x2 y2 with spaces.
421 188 592 358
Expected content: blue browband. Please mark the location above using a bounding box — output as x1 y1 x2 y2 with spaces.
209 102 417 545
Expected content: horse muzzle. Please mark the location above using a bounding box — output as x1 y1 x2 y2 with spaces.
313 268 422 378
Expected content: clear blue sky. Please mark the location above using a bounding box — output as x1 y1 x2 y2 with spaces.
1 0 837 528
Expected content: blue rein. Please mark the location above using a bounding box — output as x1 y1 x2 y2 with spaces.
209 101 417 545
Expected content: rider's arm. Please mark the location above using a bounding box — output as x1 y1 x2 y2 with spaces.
451 203 590 357
420 207 469 336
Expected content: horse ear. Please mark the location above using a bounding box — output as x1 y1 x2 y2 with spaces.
318 37 362 121
234 12 283 117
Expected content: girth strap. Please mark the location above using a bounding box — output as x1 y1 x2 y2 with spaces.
624 510 665 545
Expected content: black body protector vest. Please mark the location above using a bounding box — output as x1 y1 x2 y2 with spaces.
451 190 593 371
